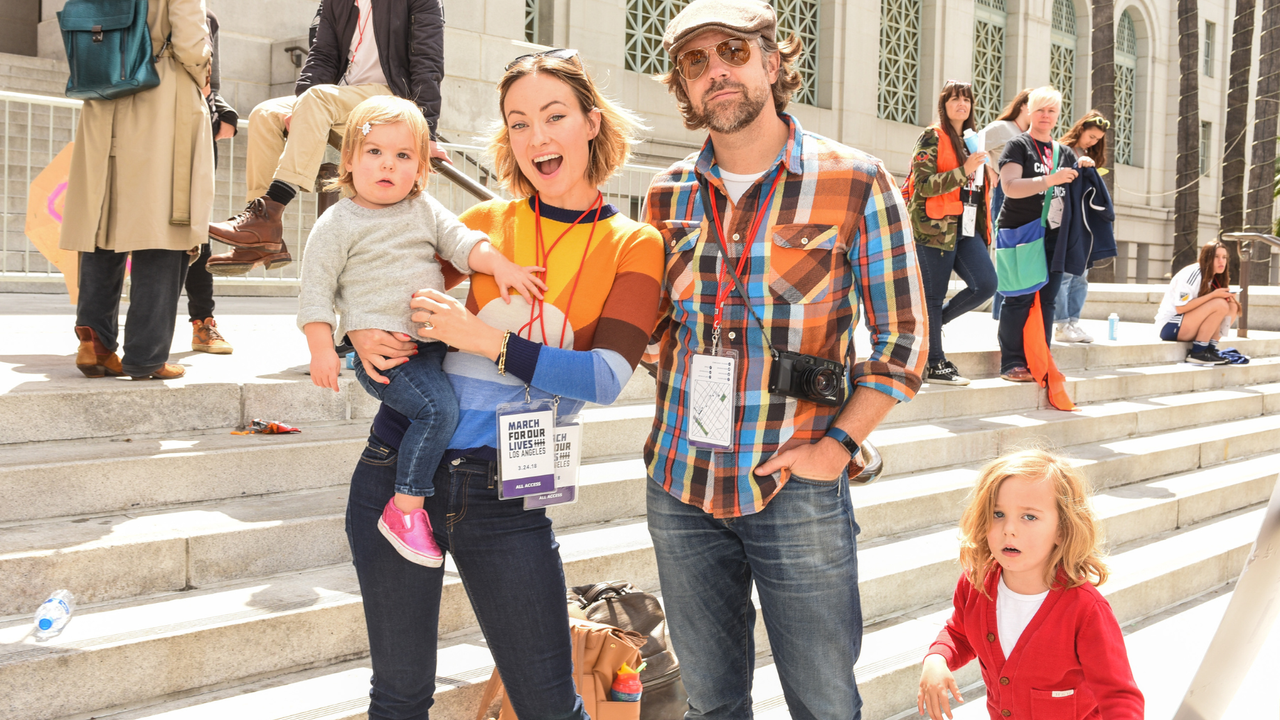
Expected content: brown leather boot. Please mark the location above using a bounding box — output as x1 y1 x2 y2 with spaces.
208 196 286 249
131 363 186 380
74 326 124 378
191 317 234 354
205 243 293 276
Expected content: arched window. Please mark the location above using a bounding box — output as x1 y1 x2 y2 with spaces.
878 0 921 123
972 0 1007 127
1115 10 1138 165
624 0 820 106
1050 0 1077 138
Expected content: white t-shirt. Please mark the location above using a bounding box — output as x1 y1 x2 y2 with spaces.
996 575 1049 659
341 0 388 87
719 169 767 205
1155 263 1203 327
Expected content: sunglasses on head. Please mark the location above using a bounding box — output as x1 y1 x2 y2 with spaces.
1084 116 1112 129
675 37 755 81
505 48 580 71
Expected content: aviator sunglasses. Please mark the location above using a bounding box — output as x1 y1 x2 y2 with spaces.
676 38 755 81
506 48 580 71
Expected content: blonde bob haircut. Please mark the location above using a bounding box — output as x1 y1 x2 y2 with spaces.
958 448 1109 598
1027 86 1064 114
327 95 433 199
490 53 644 199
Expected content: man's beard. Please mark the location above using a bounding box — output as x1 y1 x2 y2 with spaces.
692 79 769 133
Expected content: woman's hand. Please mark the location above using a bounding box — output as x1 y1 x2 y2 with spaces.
918 654 963 720
1077 156 1097 168
347 328 417 385
412 289 506 360
1047 167 1079 187
962 151 988 177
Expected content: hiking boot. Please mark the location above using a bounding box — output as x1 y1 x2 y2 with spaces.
130 363 186 380
191 317 233 354
925 359 970 386
74 326 124 378
1000 366 1035 383
208 196 286 249
205 243 292 276
1070 320 1094 343
378 498 445 567
1186 348 1228 366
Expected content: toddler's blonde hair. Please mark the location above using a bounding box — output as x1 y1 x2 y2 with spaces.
328 95 433 199
958 448 1108 597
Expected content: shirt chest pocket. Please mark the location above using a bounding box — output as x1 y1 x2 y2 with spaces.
1029 688 1077 719
663 221 702 303
767 223 841 304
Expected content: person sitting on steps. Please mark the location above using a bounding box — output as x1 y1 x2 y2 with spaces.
1154 240 1241 365
206 0 448 276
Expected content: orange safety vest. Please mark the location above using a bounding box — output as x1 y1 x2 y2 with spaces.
925 126 965 220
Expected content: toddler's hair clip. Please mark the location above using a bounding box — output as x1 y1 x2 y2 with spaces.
360 122 372 136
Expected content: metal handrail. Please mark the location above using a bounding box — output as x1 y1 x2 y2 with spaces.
1220 232 1280 337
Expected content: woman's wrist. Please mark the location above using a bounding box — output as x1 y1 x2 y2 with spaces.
472 323 506 361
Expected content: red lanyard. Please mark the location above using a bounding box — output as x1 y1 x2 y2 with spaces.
520 193 604 349
706 171 784 334
348 0 371 65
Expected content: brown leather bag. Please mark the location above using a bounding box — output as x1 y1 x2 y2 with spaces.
475 617 646 720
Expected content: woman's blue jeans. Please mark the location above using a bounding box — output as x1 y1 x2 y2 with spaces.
1054 270 1089 323
915 234 998 364
347 436 586 720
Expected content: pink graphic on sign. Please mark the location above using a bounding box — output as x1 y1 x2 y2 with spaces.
47 181 67 223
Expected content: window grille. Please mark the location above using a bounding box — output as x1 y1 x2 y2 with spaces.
1115 10 1137 165
972 3 1007 127
625 0 819 106
1200 121 1212 175
1204 21 1215 77
877 0 921 123
1050 0 1076 138
525 0 539 43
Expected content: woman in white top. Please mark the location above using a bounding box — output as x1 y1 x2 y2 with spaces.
1154 240 1240 365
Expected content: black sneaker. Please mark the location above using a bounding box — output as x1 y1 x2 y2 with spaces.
1186 348 1229 365
925 360 971 386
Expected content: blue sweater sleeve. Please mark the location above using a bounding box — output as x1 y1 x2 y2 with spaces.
502 333 631 405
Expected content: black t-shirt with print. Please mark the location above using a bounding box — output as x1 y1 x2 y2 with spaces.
997 133 1078 230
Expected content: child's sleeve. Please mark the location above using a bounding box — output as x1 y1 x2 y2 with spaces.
928 576 978 671
1078 601 1144 719
296 212 347 336
427 195 488 275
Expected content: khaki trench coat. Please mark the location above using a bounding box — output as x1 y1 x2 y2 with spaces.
60 0 214 254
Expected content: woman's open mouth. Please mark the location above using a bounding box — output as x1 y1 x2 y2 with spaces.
533 153 563 177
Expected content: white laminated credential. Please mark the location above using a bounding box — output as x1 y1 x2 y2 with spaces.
688 352 736 450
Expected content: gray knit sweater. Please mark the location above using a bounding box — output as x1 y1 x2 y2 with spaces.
297 194 488 342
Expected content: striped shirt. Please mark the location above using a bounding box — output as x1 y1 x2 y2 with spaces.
642 114 927 518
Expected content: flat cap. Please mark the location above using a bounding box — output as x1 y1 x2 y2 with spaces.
662 0 777 56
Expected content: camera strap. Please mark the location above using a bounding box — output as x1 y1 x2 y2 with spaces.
700 180 783 360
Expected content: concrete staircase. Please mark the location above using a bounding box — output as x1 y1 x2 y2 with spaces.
2 314 1278 720
1081 282 1280 331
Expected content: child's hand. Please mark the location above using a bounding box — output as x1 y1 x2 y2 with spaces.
309 349 342 392
918 654 963 720
492 256 547 305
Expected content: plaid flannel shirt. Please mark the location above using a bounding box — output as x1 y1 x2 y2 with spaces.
642 115 927 518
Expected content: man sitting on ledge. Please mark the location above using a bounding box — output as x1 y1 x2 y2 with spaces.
207 0 447 275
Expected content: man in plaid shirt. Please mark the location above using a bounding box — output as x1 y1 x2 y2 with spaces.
642 0 927 716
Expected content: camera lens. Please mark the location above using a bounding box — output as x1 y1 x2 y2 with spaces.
799 365 839 399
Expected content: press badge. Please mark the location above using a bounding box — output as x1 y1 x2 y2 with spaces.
496 397 556 499
688 351 736 450
524 418 581 509
961 203 977 237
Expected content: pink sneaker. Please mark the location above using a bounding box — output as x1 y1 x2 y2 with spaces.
377 499 444 567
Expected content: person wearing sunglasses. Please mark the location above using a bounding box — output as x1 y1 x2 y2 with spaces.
644 0 927 716
1052 110 1116 344
906 81 998 386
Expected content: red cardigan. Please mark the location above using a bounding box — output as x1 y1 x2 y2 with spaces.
928 567 1144 720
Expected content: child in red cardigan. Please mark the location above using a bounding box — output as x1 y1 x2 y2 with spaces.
917 449 1144 720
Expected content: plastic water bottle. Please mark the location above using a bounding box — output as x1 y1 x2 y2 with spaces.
345 352 355 369
1108 313 1119 341
34 590 75 640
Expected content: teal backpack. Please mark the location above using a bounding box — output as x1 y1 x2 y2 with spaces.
58 0 161 101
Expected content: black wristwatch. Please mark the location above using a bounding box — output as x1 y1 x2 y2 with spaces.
825 427 860 459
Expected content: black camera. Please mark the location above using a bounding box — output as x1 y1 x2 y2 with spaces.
769 351 846 407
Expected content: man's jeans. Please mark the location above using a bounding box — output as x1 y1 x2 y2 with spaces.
76 246 188 376
646 474 863 720
916 234 998 364
347 437 587 720
353 342 458 497
1054 270 1089 323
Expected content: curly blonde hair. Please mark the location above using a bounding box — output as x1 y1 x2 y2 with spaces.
958 449 1109 598
657 33 804 131
490 53 644 199
326 95 433 199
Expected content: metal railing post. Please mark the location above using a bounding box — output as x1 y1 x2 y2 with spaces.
1221 232 1280 339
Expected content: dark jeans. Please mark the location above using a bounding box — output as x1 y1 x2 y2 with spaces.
916 234 997 364
347 438 586 720
352 342 457 497
646 474 863 720
185 243 215 322
76 246 189 376
997 271 1063 373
